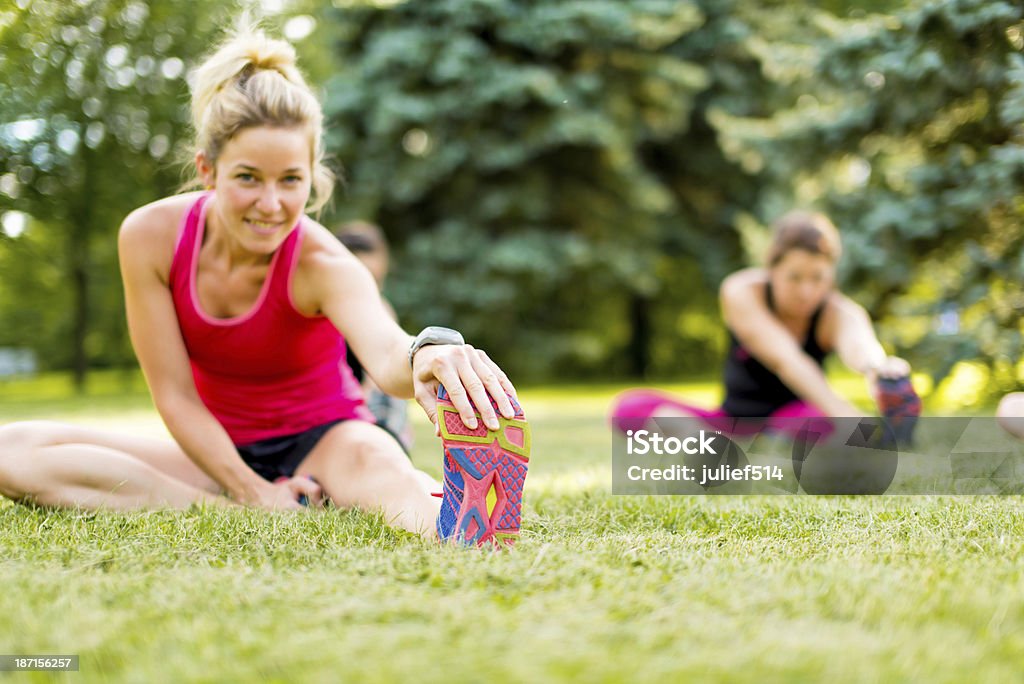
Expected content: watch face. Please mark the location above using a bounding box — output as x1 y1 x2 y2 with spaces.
421 327 464 346
410 327 465 367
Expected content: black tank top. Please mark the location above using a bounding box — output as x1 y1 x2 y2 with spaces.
721 282 829 417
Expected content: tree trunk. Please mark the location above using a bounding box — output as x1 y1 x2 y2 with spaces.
70 144 96 393
71 257 88 392
628 293 651 378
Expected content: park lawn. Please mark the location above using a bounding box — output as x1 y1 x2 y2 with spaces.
0 374 1022 682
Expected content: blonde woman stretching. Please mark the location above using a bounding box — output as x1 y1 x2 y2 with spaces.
0 26 531 548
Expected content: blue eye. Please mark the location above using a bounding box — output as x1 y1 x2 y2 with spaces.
236 173 255 182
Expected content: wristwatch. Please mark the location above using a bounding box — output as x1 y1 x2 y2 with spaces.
408 326 465 367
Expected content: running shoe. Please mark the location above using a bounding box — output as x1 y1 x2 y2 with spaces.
435 384 531 548
875 376 922 447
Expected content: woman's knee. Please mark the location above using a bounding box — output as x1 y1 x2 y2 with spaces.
311 424 411 481
997 393 1024 438
348 433 411 478
0 420 74 453
0 421 85 497
997 392 1024 417
0 421 51 498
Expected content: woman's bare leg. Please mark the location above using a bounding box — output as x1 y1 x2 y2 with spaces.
294 421 441 538
0 421 229 510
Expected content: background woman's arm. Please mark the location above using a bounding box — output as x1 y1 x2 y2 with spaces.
828 295 911 403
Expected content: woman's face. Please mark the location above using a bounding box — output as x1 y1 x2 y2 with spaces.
198 125 313 256
769 249 836 319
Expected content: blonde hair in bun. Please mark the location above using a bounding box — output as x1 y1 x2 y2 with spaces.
186 18 334 213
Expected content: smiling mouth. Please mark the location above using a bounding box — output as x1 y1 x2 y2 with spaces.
245 218 282 235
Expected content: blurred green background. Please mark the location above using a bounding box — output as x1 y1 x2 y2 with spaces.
1 0 1022 405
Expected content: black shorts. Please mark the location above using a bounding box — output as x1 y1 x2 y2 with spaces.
236 420 345 482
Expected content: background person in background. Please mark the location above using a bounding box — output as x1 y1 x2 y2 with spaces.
612 210 921 442
336 220 413 454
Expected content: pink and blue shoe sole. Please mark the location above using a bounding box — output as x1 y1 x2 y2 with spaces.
435 385 531 548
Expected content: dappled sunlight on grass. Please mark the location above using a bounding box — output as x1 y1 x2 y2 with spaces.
0 366 1001 425
517 380 722 417
0 369 154 421
0 368 149 400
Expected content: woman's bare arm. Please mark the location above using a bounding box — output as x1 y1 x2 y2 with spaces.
118 202 307 509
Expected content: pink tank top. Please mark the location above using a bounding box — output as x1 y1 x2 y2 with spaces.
168 193 372 446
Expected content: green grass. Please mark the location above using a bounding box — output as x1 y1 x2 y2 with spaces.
1 374 1023 682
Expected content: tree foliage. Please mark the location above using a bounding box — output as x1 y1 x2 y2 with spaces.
322 0 780 380
0 0 236 387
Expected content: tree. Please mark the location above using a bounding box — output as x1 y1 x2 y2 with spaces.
320 0 787 381
0 0 236 389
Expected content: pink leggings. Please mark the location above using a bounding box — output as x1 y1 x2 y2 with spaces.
610 389 829 438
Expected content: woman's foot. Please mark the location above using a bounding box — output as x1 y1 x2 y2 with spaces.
435 385 531 547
